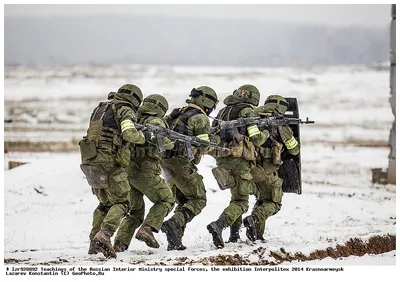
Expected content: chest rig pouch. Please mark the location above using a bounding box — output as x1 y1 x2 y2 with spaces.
165 106 202 159
214 103 256 161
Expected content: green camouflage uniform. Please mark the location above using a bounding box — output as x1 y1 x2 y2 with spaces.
161 86 219 250
80 84 145 258
113 95 175 251
206 85 268 249
246 95 300 241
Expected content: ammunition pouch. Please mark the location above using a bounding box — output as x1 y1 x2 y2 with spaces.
213 136 256 161
257 147 271 159
242 137 257 161
193 149 202 165
115 145 131 168
212 167 235 190
131 146 147 159
271 140 283 165
80 164 109 189
79 137 98 164
231 140 244 158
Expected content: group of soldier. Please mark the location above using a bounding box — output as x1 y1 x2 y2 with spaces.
79 83 300 259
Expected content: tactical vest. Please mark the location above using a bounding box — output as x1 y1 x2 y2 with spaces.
259 115 283 149
214 103 250 142
86 100 130 152
257 116 284 162
165 106 203 158
168 107 203 135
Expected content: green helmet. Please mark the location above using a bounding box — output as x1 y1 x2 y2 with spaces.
117 84 143 108
188 86 219 115
233 84 260 106
107 92 115 100
264 95 289 115
141 94 169 117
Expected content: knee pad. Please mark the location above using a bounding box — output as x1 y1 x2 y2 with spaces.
118 201 130 217
181 207 195 224
96 203 111 214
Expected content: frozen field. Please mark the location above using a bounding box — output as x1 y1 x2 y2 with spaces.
3 64 396 270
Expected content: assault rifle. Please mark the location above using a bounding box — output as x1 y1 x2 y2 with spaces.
135 123 231 161
210 116 315 136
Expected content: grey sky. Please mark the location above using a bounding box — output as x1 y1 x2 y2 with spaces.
4 4 391 27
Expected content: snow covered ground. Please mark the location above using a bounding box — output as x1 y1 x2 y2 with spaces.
2 65 397 276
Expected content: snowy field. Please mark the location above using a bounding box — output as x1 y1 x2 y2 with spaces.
2 65 397 274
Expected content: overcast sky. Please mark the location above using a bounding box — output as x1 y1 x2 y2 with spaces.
4 4 392 27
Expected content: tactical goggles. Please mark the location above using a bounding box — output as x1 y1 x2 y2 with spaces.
190 88 219 109
143 98 168 113
233 89 259 104
118 88 142 105
265 98 289 108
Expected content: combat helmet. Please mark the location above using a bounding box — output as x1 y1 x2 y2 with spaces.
233 84 260 106
264 95 289 115
141 94 169 117
117 84 143 109
188 86 219 115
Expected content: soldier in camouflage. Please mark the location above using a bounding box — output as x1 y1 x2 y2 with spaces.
112 94 176 252
207 84 269 249
242 95 300 242
79 84 145 259
160 86 219 251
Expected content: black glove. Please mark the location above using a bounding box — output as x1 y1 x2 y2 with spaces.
143 130 153 142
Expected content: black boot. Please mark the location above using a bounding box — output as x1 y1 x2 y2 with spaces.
228 226 240 243
207 217 228 249
257 234 267 243
161 217 186 251
243 215 257 242
227 216 241 243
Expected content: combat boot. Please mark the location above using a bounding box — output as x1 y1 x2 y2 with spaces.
88 240 101 255
243 215 257 242
207 217 228 249
227 216 241 243
113 240 128 253
135 223 160 249
92 228 117 259
161 217 187 251
227 226 241 243
257 235 267 243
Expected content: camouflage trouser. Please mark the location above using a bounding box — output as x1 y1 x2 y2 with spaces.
88 163 130 241
114 159 175 247
252 162 283 237
216 156 256 226
161 156 207 237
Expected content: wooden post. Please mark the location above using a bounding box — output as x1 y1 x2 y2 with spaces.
388 4 396 184
8 161 28 170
